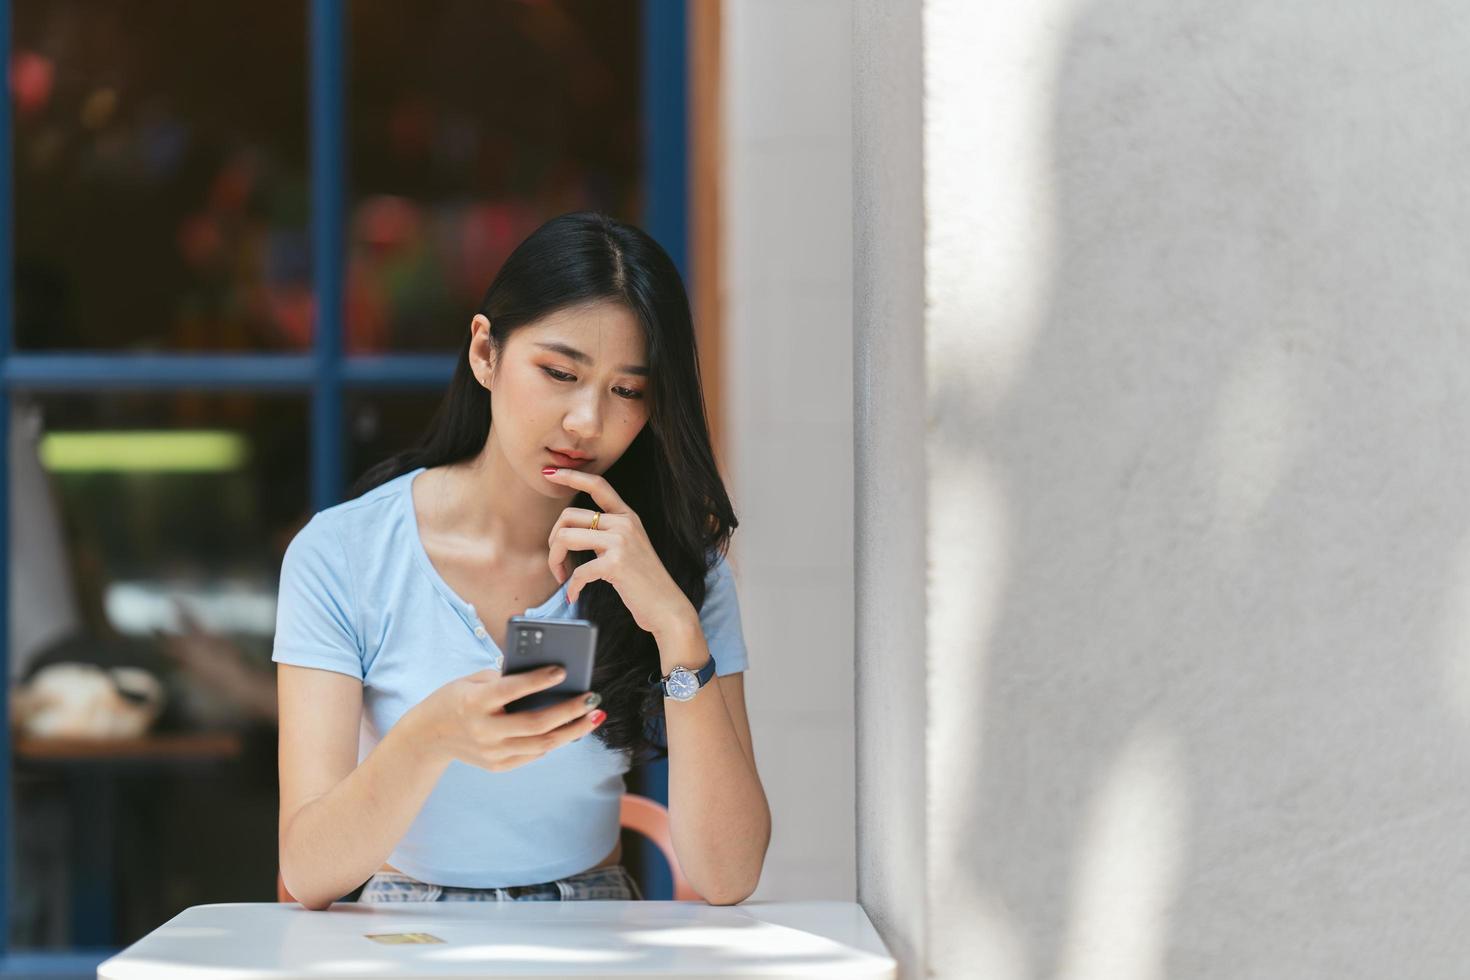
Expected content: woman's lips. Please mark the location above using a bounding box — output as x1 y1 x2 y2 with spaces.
547 449 591 468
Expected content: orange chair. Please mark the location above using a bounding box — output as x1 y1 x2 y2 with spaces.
276 792 700 903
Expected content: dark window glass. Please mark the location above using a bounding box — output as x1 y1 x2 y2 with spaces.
12 0 310 351
345 389 444 493
345 0 642 352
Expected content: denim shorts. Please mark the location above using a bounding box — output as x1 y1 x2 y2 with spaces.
359 864 644 903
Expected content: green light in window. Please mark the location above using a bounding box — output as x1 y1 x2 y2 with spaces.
38 431 250 472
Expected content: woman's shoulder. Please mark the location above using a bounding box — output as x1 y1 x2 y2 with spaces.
290 468 418 556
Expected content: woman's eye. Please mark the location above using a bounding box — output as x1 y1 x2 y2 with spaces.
541 367 645 401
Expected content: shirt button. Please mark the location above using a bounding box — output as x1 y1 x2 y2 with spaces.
474 625 488 639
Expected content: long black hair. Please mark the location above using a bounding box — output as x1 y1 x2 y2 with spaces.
348 211 737 765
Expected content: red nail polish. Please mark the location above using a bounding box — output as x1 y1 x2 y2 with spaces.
589 709 607 726
542 467 558 475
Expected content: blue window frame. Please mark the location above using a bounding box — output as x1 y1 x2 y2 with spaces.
0 0 687 970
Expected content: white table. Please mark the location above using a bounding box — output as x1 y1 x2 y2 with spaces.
96 900 897 979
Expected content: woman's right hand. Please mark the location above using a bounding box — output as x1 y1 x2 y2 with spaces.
413 665 606 772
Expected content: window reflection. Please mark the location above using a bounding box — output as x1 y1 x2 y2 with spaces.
346 0 641 352
12 0 310 351
9 391 308 707
9 391 305 951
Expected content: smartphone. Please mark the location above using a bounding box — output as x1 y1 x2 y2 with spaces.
500 616 598 713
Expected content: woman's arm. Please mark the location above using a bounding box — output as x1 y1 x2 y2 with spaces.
657 616 771 905
277 663 448 910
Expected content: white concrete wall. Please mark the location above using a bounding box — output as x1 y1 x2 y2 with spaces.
852 0 927 971
722 0 855 901
858 0 1470 976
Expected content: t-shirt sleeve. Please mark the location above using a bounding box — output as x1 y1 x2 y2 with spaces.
700 550 749 676
270 513 364 681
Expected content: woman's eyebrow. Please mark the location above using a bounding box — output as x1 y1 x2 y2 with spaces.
534 341 648 376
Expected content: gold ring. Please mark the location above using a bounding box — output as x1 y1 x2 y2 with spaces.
589 512 600 531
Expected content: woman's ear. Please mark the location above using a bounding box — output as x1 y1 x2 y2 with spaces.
469 314 496 390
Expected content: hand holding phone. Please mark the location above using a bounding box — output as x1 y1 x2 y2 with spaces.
411 619 604 774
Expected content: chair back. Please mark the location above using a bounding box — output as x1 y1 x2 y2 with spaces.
275 792 700 902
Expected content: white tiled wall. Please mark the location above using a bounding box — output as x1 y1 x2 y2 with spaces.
722 0 854 901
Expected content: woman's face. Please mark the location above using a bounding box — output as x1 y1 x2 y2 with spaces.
471 302 650 494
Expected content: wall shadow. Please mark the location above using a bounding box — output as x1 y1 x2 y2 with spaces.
935 2 1470 977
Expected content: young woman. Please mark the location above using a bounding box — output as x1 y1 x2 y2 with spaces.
274 212 769 909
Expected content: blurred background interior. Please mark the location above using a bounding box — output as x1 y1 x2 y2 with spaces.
1 0 696 961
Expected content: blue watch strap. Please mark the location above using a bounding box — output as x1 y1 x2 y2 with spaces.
694 655 717 686
652 654 718 695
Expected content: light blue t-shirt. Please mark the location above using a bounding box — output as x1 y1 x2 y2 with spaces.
271 466 749 888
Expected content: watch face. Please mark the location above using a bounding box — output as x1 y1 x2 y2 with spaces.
668 669 699 700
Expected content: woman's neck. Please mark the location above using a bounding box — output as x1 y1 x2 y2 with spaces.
422 447 567 562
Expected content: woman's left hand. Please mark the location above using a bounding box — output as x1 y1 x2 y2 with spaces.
543 467 696 638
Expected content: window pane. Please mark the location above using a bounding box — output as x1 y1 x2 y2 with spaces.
345 0 642 353
346 390 444 493
8 391 308 950
12 0 310 351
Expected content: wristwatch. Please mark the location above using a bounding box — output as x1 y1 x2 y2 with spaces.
653 656 718 702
